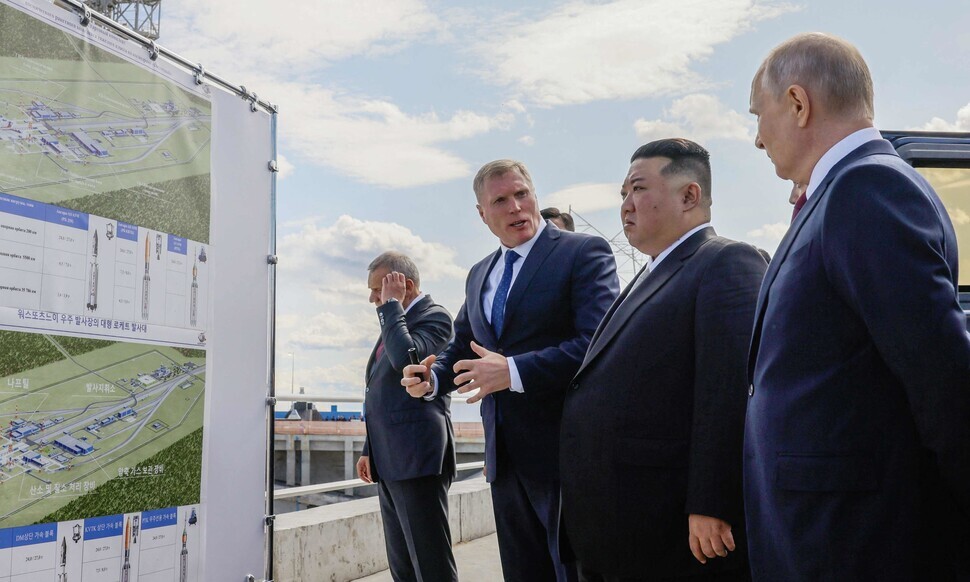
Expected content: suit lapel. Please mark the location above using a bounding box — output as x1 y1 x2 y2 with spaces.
365 337 380 383
579 228 714 375
469 251 500 346
747 139 899 378
501 226 559 337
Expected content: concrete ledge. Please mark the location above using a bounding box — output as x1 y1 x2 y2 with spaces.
273 476 495 582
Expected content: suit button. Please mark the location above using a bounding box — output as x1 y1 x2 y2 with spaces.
748 384 754 397
497 348 504 355
365 387 370 393
571 382 579 390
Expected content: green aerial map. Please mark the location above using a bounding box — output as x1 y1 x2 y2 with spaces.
0 2 211 242
0 331 205 527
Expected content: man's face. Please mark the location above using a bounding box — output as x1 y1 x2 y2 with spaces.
750 83 798 181
477 170 542 248
621 157 689 257
367 266 390 306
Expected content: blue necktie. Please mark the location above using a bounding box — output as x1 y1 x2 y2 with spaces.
490 250 520 338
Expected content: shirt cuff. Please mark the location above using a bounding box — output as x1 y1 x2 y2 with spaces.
508 356 523 393
424 370 439 401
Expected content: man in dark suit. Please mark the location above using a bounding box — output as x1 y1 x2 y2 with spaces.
402 160 619 581
560 139 766 581
745 33 970 580
356 251 457 582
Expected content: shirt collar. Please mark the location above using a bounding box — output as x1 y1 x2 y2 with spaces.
648 223 712 272
805 127 882 199
403 292 426 315
501 219 547 261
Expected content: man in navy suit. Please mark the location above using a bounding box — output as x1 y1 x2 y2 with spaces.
357 251 457 581
403 160 619 581
745 33 970 580
561 139 765 581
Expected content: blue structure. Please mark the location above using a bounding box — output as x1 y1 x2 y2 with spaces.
10 423 40 439
117 408 135 419
317 405 362 422
54 435 94 456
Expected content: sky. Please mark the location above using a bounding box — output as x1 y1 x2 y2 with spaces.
157 0 970 419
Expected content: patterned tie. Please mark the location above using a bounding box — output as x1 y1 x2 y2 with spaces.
791 191 807 223
490 250 520 338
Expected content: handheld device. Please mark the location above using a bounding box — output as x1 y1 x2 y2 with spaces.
407 347 425 382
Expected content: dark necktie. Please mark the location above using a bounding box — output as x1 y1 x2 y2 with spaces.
791 191 807 223
490 250 520 338
375 341 384 361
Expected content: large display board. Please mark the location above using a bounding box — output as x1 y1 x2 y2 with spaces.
0 1 273 580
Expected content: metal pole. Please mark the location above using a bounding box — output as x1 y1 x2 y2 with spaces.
290 353 294 395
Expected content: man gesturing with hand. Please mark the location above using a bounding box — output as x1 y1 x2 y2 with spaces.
403 160 618 582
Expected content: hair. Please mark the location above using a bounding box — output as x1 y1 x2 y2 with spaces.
367 251 420 288
540 207 575 231
630 138 712 204
473 159 535 200
755 32 874 121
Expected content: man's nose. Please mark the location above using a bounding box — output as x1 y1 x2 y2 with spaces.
754 133 765 150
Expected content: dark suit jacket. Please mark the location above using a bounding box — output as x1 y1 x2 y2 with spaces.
432 225 619 483
560 227 766 579
363 295 455 483
745 139 970 581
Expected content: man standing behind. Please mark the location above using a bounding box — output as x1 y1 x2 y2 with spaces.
357 251 457 582
560 139 765 581
746 33 970 580
403 160 619 581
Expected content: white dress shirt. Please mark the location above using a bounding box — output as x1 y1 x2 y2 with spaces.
647 222 712 274
805 127 882 200
428 221 547 398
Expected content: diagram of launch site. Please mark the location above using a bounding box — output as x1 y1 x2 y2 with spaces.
0 0 208 579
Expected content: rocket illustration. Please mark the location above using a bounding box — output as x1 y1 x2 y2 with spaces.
179 519 188 582
120 518 131 582
132 515 140 544
86 229 98 311
141 235 151 320
190 250 198 327
57 536 67 582
155 233 162 260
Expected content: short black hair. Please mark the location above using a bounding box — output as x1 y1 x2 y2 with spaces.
630 138 712 202
540 207 575 231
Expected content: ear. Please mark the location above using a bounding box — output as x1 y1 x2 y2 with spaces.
477 204 485 223
405 278 415 293
787 84 811 128
681 182 701 211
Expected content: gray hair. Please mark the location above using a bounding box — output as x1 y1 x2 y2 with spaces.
367 251 420 287
473 160 535 200
755 32 874 121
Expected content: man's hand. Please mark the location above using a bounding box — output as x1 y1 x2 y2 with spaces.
380 271 407 305
356 455 372 484
401 354 436 398
454 341 511 404
688 514 735 564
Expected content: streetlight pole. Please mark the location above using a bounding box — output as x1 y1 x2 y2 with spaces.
289 352 295 394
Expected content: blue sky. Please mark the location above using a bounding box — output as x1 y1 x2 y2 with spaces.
159 0 970 412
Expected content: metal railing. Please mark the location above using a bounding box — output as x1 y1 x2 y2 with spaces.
273 461 485 500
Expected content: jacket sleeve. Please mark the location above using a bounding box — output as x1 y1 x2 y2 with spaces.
511 235 619 398
377 300 454 375
685 242 767 525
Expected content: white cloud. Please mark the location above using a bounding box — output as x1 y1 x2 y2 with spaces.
747 222 789 246
480 0 792 107
920 102 970 131
634 94 753 143
288 311 377 351
162 0 513 189
276 153 294 180
276 84 513 188
544 183 620 214
278 215 467 305
518 135 535 146
276 359 370 394
163 0 444 78
950 208 970 226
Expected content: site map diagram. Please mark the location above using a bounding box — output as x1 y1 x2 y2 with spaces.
0 1 211 244
0 332 204 528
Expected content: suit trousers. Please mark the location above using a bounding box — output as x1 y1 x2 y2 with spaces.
491 435 576 582
378 472 457 582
